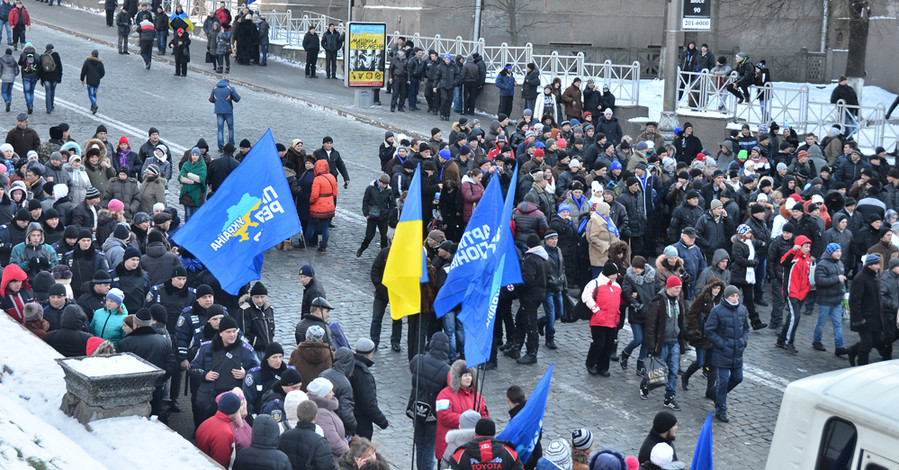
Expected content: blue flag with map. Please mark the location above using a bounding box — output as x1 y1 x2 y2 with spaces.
172 129 301 294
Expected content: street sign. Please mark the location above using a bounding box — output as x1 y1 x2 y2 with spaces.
345 22 387 87
683 0 711 30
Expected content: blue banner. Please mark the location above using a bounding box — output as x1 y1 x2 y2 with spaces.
691 411 714 469
172 129 301 294
496 362 552 463
433 172 505 316
456 165 521 366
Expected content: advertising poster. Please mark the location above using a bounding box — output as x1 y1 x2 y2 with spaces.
346 22 386 87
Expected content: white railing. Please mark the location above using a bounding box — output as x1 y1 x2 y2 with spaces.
582 60 641 108
805 100 885 151
265 10 344 49
480 43 532 77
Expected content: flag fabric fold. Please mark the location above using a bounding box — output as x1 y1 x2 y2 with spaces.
453 165 522 366
496 362 553 463
691 411 714 470
172 129 300 295
384 164 427 320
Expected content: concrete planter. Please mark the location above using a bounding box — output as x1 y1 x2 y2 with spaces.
55 353 164 408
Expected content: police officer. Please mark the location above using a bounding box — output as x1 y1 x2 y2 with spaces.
146 265 195 412
294 297 334 349
243 341 295 416
258 368 304 425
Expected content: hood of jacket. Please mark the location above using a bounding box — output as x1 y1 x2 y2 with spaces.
699 277 726 300
248 414 280 448
448 359 477 393
145 241 167 258
215 79 230 88
427 331 450 362
309 393 339 411
515 200 540 216
527 245 549 260
101 236 126 253
832 212 846 229
314 158 330 176
331 347 355 377
1 264 28 295
445 428 478 446
625 264 655 285
25 221 44 245
84 138 108 166
712 248 730 265
61 304 88 330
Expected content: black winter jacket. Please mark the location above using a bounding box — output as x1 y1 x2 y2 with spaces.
319 347 357 436
362 180 395 220
117 326 177 386
434 60 459 90
232 415 292 470
618 188 647 236
110 263 150 315
704 298 749 369
44 305 92 357
695 212 734 259
814 254 845 306
729 236 758 287
849 266 884 333
520 247 548 301
668 199 704 243
645 290 686 355
408 332 450 422
621 265 656 324
350 353 388 433
278 422 335 470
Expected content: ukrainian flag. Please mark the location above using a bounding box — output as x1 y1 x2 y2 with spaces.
384 164 428 320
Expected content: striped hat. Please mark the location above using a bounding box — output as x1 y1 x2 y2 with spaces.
85 186 101 200
543 439 572 470
571 428 593 451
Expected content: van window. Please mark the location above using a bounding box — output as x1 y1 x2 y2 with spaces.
815 417 857 470
865 464 888 470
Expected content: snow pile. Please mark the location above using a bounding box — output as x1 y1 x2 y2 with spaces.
0 315 219 470
64 354 157 376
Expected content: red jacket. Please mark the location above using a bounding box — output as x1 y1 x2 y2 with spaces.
1 264 31 324
582 274 623 328
781 235 812 301
196 411 236 468
435 363 489 460
8 7 29 27
309 159 337 219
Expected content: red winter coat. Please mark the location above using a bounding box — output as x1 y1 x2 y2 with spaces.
582 274 622 328
196 411 236 468
435 360 489 459
781 235 812 301
8 7 30 27
1 264 32 324
309 159 337 219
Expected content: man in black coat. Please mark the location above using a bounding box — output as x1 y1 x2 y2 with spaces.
369 245 402 350
110 246 150 314
320 24 342 79
349 338 388 440
297 263 327 319
848 255 885 366
357 174 395 257
301 26 319 78
408 332 450 470
434 54 460 121
206 143 240 196
278 400 335 470
830 76 860 137
312 136 350 188
44 304 92 357
118 307 177 420
704 285 749 423
638 411 679 465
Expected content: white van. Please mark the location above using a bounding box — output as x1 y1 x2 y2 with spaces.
766 359 899 470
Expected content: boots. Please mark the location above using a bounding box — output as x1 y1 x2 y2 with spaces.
682 362 701 390
282 240 294 251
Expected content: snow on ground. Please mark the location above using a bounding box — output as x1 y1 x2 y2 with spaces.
0 315 219 470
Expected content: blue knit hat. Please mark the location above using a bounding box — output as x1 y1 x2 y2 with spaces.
864 254 880 266
557 203 571 215
825 243 841 256
610 160 622 171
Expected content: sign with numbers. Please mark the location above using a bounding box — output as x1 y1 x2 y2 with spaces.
683 0 711 30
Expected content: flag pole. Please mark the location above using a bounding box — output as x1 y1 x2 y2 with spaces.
410 310 424 470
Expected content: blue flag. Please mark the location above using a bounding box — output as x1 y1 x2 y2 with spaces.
172 129 300 295
496 362 552 463
450 165 522 367
433 172 505 316
691 411 714 470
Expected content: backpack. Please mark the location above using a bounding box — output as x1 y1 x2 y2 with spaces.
23 51 37 74
40 53 56 74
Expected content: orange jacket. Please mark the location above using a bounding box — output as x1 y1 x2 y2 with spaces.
309 159 337 219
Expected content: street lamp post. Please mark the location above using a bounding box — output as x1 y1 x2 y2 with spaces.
659 0 682 144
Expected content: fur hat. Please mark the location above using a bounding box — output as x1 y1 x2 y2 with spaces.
23 302 43 322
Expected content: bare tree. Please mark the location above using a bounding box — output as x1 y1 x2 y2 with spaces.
844 0 869 77
483 0 562 45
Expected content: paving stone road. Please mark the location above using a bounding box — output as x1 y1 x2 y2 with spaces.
15 7 871 467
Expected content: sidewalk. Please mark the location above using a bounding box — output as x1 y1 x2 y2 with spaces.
35 5 496 142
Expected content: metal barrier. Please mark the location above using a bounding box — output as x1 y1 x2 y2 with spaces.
805 100 886 151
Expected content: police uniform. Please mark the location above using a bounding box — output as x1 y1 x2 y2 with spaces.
146 283 196 336
243 363 295 416
189 330 260 425
175 302 228 361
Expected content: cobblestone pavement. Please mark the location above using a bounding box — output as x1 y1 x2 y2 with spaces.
18 7 870 467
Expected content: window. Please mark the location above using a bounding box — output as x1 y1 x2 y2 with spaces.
815 417 857 470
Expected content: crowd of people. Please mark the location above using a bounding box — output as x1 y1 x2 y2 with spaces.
2 3 898 468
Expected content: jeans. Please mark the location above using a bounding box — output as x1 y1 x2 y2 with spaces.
156 31 167 53
622 322 647 362
715 366 743 415
1 82 11 103
260 44 268 65
118 33 128 53
305 217 331 248
0 20 9 43
43 81 57 112
87 85 98 108
453 86 462 112
539 291 563 341
841 111 857 138
413 420 437 470
753 258 766 298
524 98 536 114
217 53 230 70
408 79 420 109
642 341 680 398
813 304 844 348
442 309 461 361
22 77 36 109
216 113 235 150
184 205 198 221
369 296 402 348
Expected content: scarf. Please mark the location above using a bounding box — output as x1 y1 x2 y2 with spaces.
179 158 208 206
601 213 619 237
744 239 756 284
118 149 131 171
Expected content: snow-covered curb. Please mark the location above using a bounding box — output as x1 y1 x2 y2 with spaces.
0 315 219 470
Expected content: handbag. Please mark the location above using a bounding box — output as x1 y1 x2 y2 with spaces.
643 355 669 391
573 285 599 321
205 51 214 63
561 293 578 323
808 261 817 288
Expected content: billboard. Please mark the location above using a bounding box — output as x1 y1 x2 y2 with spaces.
345 22 386 87
683 0 711 30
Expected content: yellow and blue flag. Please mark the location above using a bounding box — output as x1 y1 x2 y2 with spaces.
172 129 300 294
384 164 428 320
